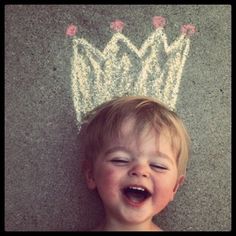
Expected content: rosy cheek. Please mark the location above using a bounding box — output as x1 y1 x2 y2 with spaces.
152 192 171 214
152 181 176 213
95 167 120 198
98 167 114 182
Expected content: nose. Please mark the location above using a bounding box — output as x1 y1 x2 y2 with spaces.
128 164 150 178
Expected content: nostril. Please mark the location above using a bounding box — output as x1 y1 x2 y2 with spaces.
131 171 137 176
130 171 148 178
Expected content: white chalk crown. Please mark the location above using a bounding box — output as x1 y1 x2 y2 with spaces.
67 17 196 125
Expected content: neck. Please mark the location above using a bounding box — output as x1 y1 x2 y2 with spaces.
94 217 162 231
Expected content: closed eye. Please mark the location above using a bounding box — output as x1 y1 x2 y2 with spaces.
111 159 129 163
150 164 168 170
110 159 129 165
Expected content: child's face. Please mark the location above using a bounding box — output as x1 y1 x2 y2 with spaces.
86 118 184 227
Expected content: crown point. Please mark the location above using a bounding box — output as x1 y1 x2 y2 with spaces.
110 20 125 32
66 24 77 37
181 24 196 37
152 16 166 29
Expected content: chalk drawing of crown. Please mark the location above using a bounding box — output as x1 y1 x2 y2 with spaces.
67 16 196 125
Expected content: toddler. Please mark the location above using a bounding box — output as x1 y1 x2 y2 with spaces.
79 96 190 231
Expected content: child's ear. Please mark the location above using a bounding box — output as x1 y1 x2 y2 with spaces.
171 175 185 200
84 161 96 190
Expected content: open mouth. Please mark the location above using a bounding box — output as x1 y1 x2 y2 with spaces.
122 186 152 205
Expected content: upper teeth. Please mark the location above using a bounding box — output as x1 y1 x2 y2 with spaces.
129 186 145 191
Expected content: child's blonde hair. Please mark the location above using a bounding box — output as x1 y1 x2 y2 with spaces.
79 96 190 177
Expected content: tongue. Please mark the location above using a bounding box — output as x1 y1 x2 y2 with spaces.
127 193 145 203
124 189 147 203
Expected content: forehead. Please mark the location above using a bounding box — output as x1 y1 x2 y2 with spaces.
111 117 176 150
120 117 170 140
120 117 137 137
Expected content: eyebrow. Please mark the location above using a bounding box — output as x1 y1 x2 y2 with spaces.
104 146 131 156
153 152 174 165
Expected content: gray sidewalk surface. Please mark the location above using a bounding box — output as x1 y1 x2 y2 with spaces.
5 5 231 231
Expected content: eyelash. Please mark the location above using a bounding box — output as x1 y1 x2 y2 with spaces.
150 164 168 170
110 159 168 170
110 159 129 163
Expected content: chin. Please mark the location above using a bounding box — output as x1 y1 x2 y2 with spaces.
120 210 153 224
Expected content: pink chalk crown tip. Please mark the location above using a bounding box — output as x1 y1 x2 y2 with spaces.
110 20 125 32
152 16 166 29
181 24 196 37
66 24 77 36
